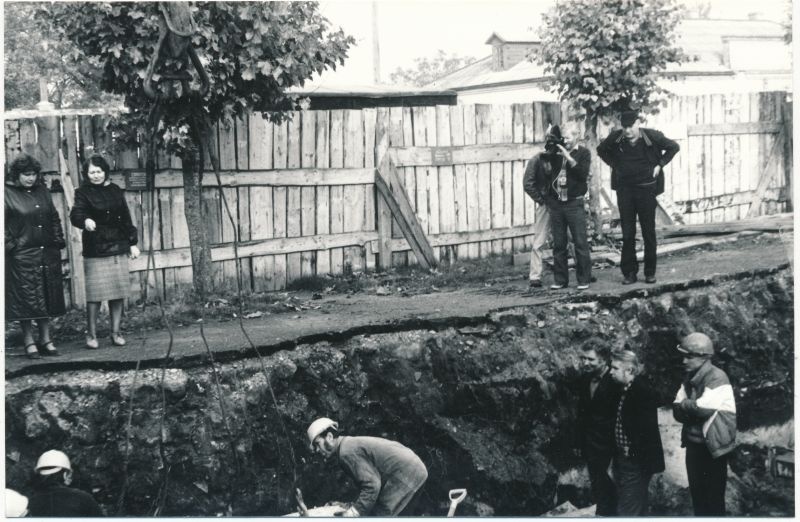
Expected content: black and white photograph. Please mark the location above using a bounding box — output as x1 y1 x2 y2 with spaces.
3 0 794 517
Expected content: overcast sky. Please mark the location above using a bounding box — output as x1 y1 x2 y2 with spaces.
312 0 792 86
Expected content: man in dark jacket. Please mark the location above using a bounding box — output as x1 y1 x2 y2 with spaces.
306 418 428 517
673 332 737 516
524 125 592 290
576 341 621 516
27 450 104 517
596 111 679 285
609 350 665 516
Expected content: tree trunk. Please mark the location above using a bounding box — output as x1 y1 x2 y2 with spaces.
181 146 214 299
584 110 605 239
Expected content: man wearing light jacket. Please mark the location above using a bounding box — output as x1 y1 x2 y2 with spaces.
673 333 737 516
306 417 428 517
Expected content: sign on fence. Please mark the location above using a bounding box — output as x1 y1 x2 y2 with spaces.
124 170 150 191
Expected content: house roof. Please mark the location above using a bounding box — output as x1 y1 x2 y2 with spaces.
430 18 787 91
678 18 787 62
428 56 551 91
485 30 540 45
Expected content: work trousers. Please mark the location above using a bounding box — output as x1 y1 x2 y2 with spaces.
616 186 657 278
371 464 428 516
529 204 551 281
549 198 591 286
612 455 652 516
686 442 728 516
586 454 617 516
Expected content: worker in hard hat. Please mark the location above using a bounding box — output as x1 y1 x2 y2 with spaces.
5 488 29 517
306 417 428 517
673 333 737 516
27 449 104 517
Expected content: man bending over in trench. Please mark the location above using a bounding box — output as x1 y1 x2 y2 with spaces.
306 417 428 517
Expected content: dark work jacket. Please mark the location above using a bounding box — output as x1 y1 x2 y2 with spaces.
523 146 591 205
28 485 104 517
577 370 621 458
70 182 138 258
596 128 679 195
617 377 665 475
4 182 66 321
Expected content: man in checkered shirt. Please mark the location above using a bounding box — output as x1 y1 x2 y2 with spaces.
609 350 665 516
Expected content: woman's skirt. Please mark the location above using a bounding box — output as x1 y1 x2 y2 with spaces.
84 254 129 302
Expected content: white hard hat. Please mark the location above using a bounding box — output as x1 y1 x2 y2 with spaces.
5 488 29 517
35 449 72 475
306 418 338 450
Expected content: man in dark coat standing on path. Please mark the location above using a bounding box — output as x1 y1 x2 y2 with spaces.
597 111 679 285
576 341 621 515
609 350 665 516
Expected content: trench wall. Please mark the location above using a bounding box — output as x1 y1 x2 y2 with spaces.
4 270 793 516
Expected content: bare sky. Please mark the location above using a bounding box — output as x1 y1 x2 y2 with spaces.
313 0 792 86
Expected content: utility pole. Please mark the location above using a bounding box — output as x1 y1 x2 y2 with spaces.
372 1 381 84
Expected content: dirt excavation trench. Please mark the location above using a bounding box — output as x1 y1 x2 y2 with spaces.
5 269 793 516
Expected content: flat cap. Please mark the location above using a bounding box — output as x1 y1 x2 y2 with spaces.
620 110 639 127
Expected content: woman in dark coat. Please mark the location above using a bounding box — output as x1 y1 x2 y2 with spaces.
69 154 139 349
5 154 67 359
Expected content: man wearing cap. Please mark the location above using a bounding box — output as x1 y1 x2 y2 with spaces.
306 417 428 517
608 350 664 516
597 111 680 285
524 124 593 290
27 449 103 517
673 333 737 516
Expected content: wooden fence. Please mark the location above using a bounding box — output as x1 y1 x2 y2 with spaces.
4 91 791 307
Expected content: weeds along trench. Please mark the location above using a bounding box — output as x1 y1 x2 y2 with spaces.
4 269 793 516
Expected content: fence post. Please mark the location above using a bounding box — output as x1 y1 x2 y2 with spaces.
58 146 86 309
783 96 793 212
374 107 393 269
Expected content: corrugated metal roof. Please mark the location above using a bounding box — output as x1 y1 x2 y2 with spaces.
428 56 550 90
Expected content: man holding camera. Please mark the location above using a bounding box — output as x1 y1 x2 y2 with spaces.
597 110 680 285
523 125 592 290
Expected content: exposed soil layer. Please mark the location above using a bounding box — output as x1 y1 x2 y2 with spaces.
5 269 793 516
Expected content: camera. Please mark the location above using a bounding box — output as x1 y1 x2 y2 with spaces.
544 136 566 153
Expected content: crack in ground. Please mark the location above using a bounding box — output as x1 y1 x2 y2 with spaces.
5 263 791 380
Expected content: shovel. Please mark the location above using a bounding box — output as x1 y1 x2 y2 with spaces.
446 488 467 517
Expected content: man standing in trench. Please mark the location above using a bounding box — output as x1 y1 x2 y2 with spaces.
576 341 620 515
609 350 664 516
27 449 104 517
596 110 679 285
673 332 737 516
306 417 428 517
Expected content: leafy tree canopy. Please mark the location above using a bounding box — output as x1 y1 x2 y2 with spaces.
41 1 355 149
4 2 118 110
389 50 475 87
538 0 685 119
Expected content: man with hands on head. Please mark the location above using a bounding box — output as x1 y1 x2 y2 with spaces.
597 110 679 285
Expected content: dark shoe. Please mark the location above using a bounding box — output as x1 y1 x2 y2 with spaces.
25 343 42 360
38 341 61 357
590 276 597 283
645 276 657 284
529 279 543 288
622 275 638 285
